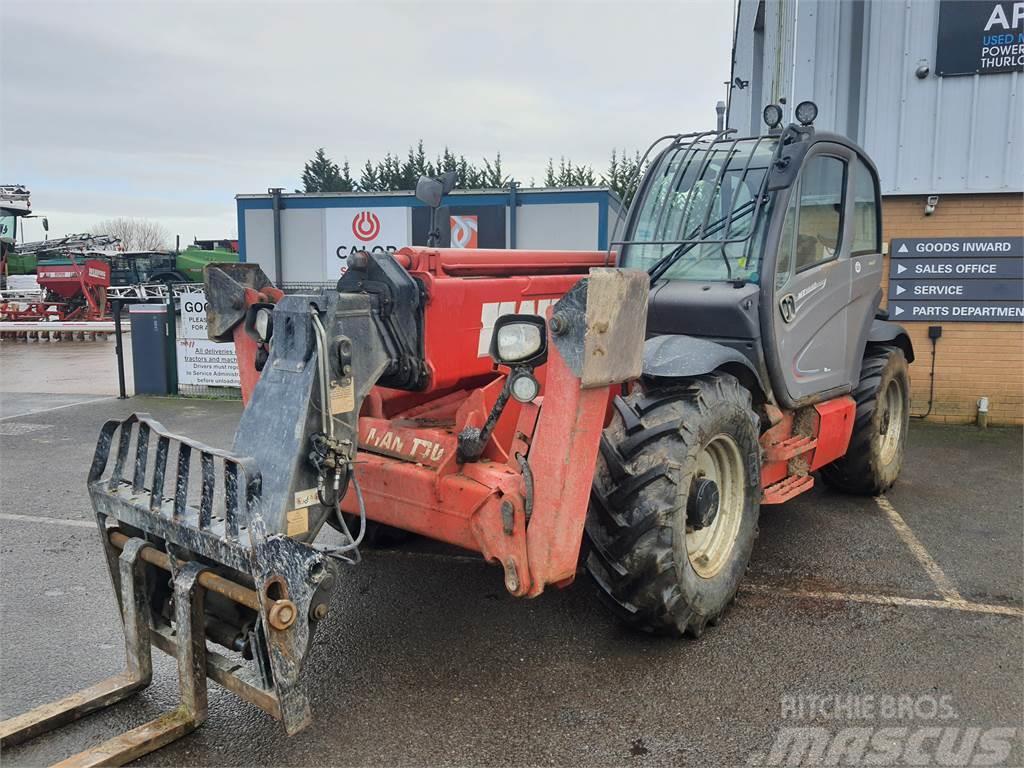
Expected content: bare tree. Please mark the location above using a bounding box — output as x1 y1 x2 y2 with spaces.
91 217 170 250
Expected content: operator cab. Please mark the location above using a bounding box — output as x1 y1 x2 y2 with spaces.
617 102 886 409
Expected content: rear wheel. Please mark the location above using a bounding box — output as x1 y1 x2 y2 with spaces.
585 374 762 637
821 346 909 495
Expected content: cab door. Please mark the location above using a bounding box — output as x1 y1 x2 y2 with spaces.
769 145 854 405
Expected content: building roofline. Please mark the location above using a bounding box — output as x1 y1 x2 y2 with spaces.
236 186 617 200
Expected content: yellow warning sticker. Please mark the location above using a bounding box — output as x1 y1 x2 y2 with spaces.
286 508 309 537
330 378 355 414
293 488 318 509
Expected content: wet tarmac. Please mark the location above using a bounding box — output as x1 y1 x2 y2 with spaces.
1 393 1021 767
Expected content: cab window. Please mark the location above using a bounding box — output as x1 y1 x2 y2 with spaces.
775 155 846 288
850 158 880 255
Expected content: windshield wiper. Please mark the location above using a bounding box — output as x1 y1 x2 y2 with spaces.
646 198 756 283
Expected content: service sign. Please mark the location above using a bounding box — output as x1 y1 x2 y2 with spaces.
324 207 407 280
936 1 1024 76
176 290 240 386
887 236 1024 323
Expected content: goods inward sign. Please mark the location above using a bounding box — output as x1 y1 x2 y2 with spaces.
886 237 1023 324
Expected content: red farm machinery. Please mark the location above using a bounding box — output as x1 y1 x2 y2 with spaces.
0 256 110 323
2 109 914 765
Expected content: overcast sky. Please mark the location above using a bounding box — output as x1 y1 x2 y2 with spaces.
1 0 734 243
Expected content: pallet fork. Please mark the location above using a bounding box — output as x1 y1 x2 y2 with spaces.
1 414 336 766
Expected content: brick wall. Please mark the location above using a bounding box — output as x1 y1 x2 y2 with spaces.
881 193 1023 425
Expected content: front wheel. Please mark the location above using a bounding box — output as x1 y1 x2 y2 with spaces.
585 374 762 637
821 346 910 495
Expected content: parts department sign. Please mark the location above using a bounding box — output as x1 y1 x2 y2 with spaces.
887 236 1024 323
324 207 408 280
936 1 1024 76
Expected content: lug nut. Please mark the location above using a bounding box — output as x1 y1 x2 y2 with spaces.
268 599 297 630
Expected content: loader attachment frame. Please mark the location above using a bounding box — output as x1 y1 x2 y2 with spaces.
1 414 336 765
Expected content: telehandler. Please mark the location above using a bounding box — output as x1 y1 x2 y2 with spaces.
2 102 912 765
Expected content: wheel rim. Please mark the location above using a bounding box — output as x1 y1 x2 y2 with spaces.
686 434 746 579
878 378 905 465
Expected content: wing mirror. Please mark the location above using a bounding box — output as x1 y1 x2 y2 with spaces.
417 171 459 247
415 176 443 208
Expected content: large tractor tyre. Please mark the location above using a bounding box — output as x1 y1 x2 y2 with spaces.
821 346 910 496
586 373 762 637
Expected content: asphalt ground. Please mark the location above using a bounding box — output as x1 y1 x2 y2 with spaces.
0 392 1021 767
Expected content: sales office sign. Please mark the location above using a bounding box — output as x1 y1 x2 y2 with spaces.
324 207 408 280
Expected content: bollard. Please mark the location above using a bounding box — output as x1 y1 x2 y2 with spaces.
976 396 989 429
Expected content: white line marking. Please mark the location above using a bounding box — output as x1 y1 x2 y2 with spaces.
742 583 1022 619
0 396 116 422
0 512 95 529
875 495 964 603
4 512 1020 620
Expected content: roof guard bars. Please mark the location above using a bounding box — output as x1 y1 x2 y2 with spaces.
608 132 776 271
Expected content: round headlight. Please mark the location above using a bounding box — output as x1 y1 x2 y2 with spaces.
509 372 540 403
795 100 818 126
495 322 543 363
762 103 783 129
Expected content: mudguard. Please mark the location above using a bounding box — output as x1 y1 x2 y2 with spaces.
643 334 767 400
868 319 915 363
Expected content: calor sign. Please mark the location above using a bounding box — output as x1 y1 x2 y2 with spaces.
324 207 408 279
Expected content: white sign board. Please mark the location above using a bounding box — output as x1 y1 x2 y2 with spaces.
176 290 240 387
324 207 408 281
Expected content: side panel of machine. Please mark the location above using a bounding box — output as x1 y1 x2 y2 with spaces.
762 141 862 407
417 272 589 391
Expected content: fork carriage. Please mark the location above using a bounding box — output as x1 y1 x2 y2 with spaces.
1 414 336 766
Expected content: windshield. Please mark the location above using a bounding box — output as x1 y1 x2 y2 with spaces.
619 136 777 282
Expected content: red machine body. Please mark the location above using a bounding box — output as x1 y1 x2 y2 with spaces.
230 247 854 597
36 259 110 300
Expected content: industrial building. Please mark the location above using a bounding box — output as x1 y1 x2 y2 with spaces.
237 187 623 289
729 0 1024 424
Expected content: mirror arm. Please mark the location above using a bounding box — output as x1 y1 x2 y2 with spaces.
456 371 520 464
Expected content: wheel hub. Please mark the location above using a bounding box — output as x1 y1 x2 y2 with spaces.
687 477 720 530
686 434 746 580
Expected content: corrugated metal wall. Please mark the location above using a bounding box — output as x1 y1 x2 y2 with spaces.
729 0 1024 195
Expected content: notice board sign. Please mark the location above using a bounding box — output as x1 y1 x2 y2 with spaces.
887 236 1024 323
176 289 240 387
936 1 1024 76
